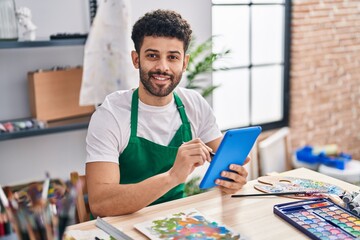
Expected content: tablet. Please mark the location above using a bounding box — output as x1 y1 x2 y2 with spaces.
199 126 262 189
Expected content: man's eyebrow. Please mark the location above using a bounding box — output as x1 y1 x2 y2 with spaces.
144 49 182 55
144 49 159 53
169 50 182 55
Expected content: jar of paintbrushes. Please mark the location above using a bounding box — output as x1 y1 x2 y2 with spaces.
0 174 80 240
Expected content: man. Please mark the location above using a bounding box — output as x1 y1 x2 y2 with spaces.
86 9 249 217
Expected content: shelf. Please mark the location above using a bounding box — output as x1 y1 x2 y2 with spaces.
0 116 91 141
0 38 86 49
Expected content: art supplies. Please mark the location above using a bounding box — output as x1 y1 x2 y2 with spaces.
231 191 327 198
340 191 360 218
0 185 20 240
95 217 133 240
295 145 352 170
274 198 360 240
254 176 345 199
41 172 50 202
0 203 11 237
57 181 77 239
0 175 80 240
63 229 110 240
134 208 244 240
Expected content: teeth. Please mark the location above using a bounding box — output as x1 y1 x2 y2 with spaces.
153 76 169 81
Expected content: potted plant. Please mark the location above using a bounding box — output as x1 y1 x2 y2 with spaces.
185 36 231 98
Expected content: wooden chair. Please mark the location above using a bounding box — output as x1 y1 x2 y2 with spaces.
70 171 90 223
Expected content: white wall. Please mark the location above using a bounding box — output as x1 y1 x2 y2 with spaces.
130 0 211 44
0 0 211 185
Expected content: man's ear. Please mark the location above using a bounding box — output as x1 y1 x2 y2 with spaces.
131 50 139 69
183 54 190 72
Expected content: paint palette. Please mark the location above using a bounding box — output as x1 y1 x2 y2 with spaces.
255 176 345 199
274 198 360 240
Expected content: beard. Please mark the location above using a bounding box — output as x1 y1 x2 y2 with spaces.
139 64 183 97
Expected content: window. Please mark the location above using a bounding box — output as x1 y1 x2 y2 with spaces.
212 0 291 131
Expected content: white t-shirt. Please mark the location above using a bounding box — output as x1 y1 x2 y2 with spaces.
86 87 222 164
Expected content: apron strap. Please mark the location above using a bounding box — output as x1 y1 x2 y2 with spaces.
130 89 139 137
173 91 190 125
173 92 192 142
130 89 192 141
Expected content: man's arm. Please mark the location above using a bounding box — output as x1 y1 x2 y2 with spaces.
86 162 178 216
87 138 212 217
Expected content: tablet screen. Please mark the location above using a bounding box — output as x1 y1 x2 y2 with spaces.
199 126 262 189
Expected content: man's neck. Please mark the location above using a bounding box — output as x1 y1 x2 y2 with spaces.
138 87 173 106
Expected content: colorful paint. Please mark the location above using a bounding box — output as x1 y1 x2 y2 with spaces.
274 198 360 240
135 209 241 240
255 176 345 199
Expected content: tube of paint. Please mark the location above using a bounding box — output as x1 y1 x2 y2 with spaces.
327 194 346 208
352 192 360 204
342 192 353 203
348 201 359 211
352 206 360 216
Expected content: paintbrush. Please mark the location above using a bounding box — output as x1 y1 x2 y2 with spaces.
0 185 22 239
231 191 327 197
41 172 51 202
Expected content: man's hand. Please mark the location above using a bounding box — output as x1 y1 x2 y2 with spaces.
215 156 250 194
169 138 212 184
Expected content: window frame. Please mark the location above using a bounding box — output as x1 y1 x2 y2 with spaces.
211 0 292 131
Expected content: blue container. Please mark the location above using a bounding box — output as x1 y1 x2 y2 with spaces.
296 145 352 170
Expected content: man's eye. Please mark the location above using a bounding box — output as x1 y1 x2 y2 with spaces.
147 54 157 58
169 55 178 60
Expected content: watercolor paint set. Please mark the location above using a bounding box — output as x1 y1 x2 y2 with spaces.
274 198 360 240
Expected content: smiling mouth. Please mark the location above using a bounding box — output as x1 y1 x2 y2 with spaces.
151 74 171 82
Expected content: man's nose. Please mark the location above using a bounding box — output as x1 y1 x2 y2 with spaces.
155 58 169 72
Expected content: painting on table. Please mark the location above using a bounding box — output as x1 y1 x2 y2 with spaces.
134 208 242 240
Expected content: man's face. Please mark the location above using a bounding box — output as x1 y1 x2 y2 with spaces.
131 36 189 97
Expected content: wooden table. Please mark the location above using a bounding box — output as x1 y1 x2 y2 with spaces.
67 168 360 239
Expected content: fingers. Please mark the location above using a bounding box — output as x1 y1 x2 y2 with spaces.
216 164 248 194
177 147 206 166
221 167 248 184
181 138 212 162
171 138 212 183
204 144 214 154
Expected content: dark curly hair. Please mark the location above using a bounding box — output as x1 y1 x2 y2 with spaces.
131 9 192 54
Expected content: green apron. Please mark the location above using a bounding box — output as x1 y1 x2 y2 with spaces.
118 88 192 205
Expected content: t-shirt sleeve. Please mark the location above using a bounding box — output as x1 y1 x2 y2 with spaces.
85 107 121 164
